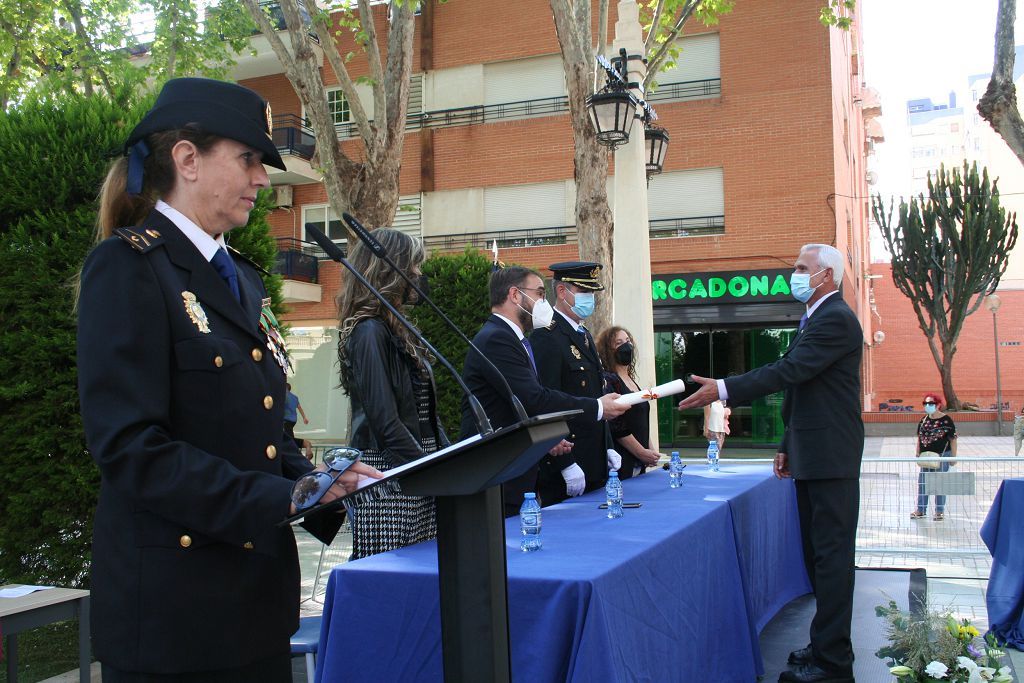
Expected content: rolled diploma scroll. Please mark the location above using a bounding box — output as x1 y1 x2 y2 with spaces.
612 379 687 406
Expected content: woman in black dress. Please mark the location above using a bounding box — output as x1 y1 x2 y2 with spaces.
337 228 449 558
597 326 661 479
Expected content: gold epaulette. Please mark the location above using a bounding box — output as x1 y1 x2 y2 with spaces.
114 227 164 253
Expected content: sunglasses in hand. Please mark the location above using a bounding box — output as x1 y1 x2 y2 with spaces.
290 446 363 511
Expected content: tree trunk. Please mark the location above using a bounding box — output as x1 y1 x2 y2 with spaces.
939 344 960 411
978 0 1024 165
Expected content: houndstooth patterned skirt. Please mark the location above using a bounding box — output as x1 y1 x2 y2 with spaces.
349 441 438 560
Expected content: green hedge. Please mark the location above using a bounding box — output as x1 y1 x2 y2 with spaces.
410 248 495 437
0 93 282 586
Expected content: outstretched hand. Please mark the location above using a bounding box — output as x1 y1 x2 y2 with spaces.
676 375 721 411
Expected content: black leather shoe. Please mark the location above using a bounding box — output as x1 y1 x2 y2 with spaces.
778 662 854 683
787 645 813 665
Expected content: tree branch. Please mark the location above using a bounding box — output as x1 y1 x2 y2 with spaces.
356 0 386 145
644 0 667 54
315 8 375 147
978 0 1024 166
646 0 701 84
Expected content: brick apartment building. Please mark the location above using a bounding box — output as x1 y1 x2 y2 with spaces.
231 0 878 447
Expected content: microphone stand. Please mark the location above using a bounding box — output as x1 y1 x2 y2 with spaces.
305 224 493 436
341 212 530 424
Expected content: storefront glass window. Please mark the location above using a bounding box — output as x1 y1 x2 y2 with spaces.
655 326 796 447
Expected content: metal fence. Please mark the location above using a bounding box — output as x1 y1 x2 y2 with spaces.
678 456 1022 578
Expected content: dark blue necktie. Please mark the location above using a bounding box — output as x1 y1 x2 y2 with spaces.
211 248 240 302
798 313 808 331
522 338 538 374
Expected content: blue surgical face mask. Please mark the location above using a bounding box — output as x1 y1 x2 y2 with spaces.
790 268 827 303
924 404 937 415
568 290 596 319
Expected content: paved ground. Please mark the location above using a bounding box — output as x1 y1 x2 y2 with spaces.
42 436 1024 682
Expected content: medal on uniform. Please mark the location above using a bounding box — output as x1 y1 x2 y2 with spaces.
570 345 582 360
182 291 211 333
257 298 291 374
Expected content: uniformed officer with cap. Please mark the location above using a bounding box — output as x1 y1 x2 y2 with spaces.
530 261 622 502
77 78 380 681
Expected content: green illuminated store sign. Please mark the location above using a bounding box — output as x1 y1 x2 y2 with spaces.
652 268 792 306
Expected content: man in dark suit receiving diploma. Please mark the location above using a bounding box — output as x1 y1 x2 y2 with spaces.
460 266 629 516
679 244 863 683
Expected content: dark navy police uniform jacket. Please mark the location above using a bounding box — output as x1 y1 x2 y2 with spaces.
77 210 336 674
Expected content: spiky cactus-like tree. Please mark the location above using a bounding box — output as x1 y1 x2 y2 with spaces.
872 161 1018 410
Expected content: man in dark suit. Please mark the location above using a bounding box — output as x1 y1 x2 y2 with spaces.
679 244 863 683
460 266 628 515
530 261 617 501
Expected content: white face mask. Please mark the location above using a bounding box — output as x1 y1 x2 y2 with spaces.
517 290 554 329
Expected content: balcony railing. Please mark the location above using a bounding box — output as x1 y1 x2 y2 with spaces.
273 238 325 282
272 114 316 161
422 216 724 252
330 77 723 139
649 215 725 239
422 225 576 252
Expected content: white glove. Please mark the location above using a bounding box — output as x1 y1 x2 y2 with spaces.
606 449 622 472
561 463 586 497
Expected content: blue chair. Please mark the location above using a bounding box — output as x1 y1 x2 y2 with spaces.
291 615 321 681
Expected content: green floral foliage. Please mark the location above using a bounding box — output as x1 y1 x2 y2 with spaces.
0 94 137 231
0 92 284 586
409 248 495 436
876 600 1013 682
0 94 143 585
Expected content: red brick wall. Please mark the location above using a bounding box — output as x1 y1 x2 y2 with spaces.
256 0 870 347
868 262 1024 412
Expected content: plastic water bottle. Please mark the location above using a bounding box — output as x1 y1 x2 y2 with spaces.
669 451 683 488
707 439 720 472
605 469 623 518
520 493 542 552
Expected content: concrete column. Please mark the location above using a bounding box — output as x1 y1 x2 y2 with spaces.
611 0 659 449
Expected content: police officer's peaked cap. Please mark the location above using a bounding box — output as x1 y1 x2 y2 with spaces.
550 261 605 291
126 78 286 171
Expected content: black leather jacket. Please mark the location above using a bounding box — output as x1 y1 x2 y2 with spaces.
345 318 448 464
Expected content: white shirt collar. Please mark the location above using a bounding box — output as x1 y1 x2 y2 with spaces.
555 308 581 332
155 199 226 262
806 289 839 318
493 312 525 341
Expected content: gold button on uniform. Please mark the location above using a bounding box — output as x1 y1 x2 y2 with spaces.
266 445 277 459
214 356 223 368
251 348 263 362
243 542 254 550
263 395 274 410
179 535 192 548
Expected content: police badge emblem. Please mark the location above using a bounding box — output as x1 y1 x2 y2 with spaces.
570 345 582 360
182 291 211 333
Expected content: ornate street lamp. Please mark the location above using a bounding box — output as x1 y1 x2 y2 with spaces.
644 123 670 176
586 49 639 149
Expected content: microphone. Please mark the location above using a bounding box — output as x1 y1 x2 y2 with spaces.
305 223 494 436
343 212 530 424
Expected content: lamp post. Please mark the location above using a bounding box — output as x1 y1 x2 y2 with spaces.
985 293 1004 436
610 0 656 448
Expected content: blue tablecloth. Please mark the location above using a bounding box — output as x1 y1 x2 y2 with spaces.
981 478 1024 649
316 465 811 682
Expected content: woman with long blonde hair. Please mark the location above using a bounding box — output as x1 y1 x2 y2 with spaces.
337 228 449 558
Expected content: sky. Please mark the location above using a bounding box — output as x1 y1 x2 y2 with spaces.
860 0 1019 201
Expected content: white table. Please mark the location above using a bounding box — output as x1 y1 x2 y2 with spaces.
0 585 90 682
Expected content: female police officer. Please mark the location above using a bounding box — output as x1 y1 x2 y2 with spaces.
77 78 379 681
